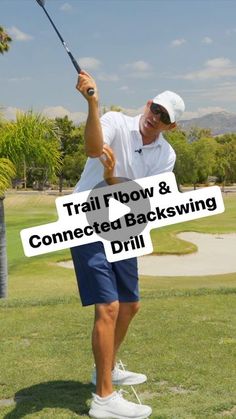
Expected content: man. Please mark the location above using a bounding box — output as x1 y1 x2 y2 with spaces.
71 71 185 419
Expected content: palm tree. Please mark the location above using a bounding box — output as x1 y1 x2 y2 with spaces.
0 159 16 298
0 26 12 54
0 25 13 297
1 111 61 184
0 112 61 298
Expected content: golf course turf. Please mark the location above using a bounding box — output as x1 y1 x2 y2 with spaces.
0 192 235 418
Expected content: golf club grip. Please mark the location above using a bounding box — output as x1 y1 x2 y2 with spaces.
87 88 95 96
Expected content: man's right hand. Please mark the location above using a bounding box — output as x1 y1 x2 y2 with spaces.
76 70 98 102
99 144 116 181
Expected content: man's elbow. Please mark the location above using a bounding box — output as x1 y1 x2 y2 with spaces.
85 147 103 158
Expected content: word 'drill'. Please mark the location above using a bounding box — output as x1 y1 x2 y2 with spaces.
20 172 225 262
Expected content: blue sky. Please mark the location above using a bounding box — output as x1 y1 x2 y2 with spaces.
1 0 236 122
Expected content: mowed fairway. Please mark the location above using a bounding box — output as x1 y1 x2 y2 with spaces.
0 191 236 419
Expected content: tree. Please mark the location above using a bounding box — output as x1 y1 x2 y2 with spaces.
190 137 217 188
0 159 16 298
164 129 194 187
0 26 12 54
0 112 61 298
1 111 61 188
214 134 236 185
0 25 13 297
55 116 78 192
54 117 87 191
165 129 217 188
186 126 212 143
62 146 87 186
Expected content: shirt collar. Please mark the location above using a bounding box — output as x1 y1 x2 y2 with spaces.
131 114 164 148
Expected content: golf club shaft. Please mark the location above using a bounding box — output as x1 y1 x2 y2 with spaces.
38 2 94 96
42 5 81 73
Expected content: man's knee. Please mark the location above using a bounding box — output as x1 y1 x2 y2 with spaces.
95 300 120 324
119 301 140 319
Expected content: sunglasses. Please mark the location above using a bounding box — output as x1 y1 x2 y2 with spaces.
150 103 171 125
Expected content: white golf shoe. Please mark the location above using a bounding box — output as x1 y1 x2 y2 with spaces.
91 362 147 386
89 390 152 419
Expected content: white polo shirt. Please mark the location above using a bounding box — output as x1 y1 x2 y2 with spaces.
74 111 176 192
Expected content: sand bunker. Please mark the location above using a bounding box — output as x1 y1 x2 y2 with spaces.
138 232 236 276
57 232 236 276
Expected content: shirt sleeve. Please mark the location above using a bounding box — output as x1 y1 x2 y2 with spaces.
100 112 117 146
148 147 176 176
161 150 176 173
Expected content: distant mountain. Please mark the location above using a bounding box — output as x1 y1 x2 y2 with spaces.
180 111 236 135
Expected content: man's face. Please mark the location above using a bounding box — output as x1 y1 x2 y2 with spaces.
140 100 176 140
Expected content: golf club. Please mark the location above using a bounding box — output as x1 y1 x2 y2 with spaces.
35 0 95 96
119 360 142 405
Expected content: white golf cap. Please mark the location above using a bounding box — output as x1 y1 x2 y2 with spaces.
152 90 185 122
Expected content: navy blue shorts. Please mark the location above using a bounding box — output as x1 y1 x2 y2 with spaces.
70 241 139 306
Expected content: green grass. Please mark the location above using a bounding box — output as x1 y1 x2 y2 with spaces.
1 279 236 419
0 192 236 418
5 192 236 269
150 193 236 254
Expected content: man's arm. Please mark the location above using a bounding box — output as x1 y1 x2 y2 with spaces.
76 70 103 158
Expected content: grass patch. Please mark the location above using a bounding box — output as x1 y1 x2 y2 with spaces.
150 193 236 254
0 191 235 418
4 192 236 265
1 281 236 418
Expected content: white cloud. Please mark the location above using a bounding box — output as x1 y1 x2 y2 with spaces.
182 107 227 120
125 60 151 72
42 106 86 124
41 105 143 121
118 86 136 95
1 106 87 124
125 60 153 79
7 26 33 41
2 105 142 123
208 58 230 68
60 3 72 12
0 76 31 82
79 57 102 70
42 106 70 119
102 105 143 117
171 38 186 47
177 57 236 80
7 77 31 82
180 82 236 107
3 102 235 125
202 37 213 44
122 106 144 116
200 82 236 103
43 105 147 122
1 107 22 120
97 73 119 82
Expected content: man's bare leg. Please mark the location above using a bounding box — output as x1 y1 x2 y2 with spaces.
112 301 140 369
92 301 119 397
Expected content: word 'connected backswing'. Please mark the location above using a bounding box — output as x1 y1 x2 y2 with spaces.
21 172 225 262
